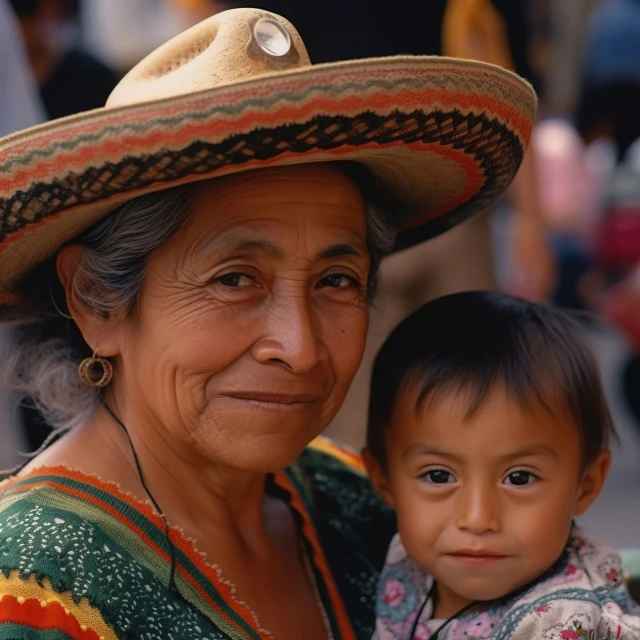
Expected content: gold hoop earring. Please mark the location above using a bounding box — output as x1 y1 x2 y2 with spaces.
78 348 113 388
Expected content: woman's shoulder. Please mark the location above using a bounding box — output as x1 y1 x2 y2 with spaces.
295 437 393 527
0 467 222 638
292 437 396 540
293 437 396 532
0 469 124 637
290 438 397 639
298 436 369 479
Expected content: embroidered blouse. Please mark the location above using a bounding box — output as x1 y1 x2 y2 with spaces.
0 438 395 639
374 527 640 639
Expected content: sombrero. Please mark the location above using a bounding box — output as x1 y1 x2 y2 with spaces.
0 7 536 322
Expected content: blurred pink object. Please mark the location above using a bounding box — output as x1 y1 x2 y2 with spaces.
600 266 640 351
533 119 601 238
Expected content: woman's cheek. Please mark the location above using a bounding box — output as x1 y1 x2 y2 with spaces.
324 305 369 375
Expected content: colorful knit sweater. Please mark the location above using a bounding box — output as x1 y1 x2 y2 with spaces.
0 438 396 639
374 527 640 639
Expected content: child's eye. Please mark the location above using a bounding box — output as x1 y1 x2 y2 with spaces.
423 470 456 485
504 471 538 487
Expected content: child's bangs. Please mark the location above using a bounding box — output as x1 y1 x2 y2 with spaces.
403 308 614 467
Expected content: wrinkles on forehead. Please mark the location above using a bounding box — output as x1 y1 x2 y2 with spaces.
192 225 368 263
177 165 369 266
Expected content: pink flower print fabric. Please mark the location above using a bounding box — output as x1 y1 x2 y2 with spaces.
373 526 640 640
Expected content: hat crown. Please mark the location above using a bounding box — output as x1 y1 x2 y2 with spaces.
107 8 310 109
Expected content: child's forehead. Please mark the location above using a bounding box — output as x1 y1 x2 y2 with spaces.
389 382 582 460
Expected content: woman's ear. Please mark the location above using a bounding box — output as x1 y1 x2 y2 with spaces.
574 449 612 517
362 447 396 510
56 245 122 357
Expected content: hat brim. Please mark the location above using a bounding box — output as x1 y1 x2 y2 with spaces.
0 55 536 321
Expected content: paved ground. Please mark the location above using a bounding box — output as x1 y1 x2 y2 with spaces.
578 325 640 550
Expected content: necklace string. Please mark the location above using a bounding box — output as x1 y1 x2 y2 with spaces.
101 401 179 594
408 581 478 640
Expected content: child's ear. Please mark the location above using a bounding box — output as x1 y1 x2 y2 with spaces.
362 448 395 510
574 449 611 517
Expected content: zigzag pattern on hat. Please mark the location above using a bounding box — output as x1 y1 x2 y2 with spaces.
0 58 535 321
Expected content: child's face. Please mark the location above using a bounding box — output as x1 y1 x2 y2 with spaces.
365 384 610 615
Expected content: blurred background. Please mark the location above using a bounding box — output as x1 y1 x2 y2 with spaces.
1 0 639 550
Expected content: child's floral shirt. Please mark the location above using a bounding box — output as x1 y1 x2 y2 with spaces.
374 526 640 639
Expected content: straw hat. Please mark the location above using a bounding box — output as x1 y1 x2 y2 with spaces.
0 7 536 322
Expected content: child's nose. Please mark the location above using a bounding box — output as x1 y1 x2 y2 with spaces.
454 484 501 535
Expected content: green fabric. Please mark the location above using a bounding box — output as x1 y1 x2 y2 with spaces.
621 549 640 603
0 446 395 639
0 625 77 640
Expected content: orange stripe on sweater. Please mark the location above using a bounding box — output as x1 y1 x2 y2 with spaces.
0 595 100 639
274 472 357 640
3 476 261 637
309 438 366 473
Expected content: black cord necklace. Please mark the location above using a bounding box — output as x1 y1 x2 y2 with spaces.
101 401 179 595
408 581 478 640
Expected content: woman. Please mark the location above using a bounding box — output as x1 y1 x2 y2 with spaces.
0 8 535 638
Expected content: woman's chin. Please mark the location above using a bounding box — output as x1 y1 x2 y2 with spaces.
194 422 322 473
225 444 310 474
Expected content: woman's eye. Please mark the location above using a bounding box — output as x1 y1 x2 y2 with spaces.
317 273 359 289
423 470 456 485
215 273 255 288
504 471 537 487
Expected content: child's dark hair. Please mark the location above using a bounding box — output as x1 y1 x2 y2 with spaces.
367 291 615 469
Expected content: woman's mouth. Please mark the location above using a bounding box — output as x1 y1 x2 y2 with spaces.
222 392 320 412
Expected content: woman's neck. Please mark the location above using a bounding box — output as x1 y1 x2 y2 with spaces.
32 400 277 556
105 400 274 545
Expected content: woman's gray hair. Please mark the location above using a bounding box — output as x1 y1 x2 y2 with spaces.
4 163 396 439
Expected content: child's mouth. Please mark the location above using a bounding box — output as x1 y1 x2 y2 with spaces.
446 551 509 566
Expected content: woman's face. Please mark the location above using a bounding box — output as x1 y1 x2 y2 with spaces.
108 164 370 471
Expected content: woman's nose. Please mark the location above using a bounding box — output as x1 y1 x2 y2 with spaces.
454 484 501 535
252 294 329 374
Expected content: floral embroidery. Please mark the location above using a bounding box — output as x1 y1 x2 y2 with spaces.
377 567 419 624
599 555 625 588
383 578 406 608
414 624 431 639
450 612 501 639
544 613 594 639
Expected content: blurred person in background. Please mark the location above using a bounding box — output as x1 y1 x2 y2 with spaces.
532 119 604 312
577 0 640 162
573 0 640 434
0 0 45 468
8 0 119 453
79 0 236 74
9 0 118 120
80 0 192 74
535 0 600 115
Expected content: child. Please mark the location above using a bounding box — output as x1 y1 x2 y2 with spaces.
364 292 640 639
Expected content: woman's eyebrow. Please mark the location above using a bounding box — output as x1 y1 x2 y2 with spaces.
317 242 368 260
231 239 282 257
